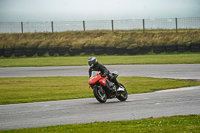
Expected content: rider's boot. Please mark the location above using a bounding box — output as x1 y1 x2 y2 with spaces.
111 77 125 92
116 84 125 92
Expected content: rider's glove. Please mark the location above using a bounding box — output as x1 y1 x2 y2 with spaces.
102 73 107 77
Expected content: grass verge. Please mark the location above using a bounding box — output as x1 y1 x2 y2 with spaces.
0 76 199 105
1 30 200 48
1 115 199 132
0 53 200 67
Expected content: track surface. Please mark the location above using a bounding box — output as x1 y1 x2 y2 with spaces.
0 64 200 130
1 64 200 79
0 86 200 130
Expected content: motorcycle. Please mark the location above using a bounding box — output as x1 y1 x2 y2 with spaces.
88 71 128 103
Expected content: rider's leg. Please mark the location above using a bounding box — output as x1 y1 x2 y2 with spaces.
111 78 120 87
109 74 124 91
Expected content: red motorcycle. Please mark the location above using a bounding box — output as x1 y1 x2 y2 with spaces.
88 71 128 103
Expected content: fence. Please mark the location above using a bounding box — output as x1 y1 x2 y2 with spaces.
0 17 200 33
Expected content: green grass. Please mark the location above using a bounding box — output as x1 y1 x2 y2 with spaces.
0 53 200 67
0 76 199 105
1 115 199 132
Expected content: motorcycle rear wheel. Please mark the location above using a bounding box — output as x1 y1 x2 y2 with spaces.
117 83 128 101
93 85 107 103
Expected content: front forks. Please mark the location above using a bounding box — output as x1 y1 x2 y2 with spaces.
98 84 104 94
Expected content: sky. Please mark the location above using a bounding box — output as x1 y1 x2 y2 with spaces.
0 0 200 22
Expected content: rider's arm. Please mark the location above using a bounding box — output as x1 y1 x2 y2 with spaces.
88 67 92 77
99 64 109 77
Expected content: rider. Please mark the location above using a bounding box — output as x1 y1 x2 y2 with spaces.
88 57 124 92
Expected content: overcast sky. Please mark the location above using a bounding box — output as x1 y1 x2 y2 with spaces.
0 0 200 22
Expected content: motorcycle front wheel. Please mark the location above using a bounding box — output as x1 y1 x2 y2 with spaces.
93 85 107 103
116 83 128 101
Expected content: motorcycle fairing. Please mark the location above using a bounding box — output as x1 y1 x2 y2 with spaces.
89 71 109 87
99 78 106 87
89 71 113 92
88 71 101 85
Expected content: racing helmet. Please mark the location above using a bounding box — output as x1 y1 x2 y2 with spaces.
88 57 97 67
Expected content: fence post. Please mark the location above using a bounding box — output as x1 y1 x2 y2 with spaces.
51 21 54 33
175 18 178 33
21 22 23 34
111 20 114 31
143 19 145 33
83 21 85 31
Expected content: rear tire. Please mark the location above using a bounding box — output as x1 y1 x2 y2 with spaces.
93 85 107 103
117 83 128 101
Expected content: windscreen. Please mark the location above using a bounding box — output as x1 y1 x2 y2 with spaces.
91 71 99 77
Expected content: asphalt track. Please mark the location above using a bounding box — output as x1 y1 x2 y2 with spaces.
0 64 200 130
1 64 200 79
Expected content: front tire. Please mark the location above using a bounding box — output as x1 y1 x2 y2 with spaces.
117 83 128 101
93 85 107 103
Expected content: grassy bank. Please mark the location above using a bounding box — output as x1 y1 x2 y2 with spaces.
0 76 199 105
1 115 199 132
0 30 200 48
0 53 200 67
